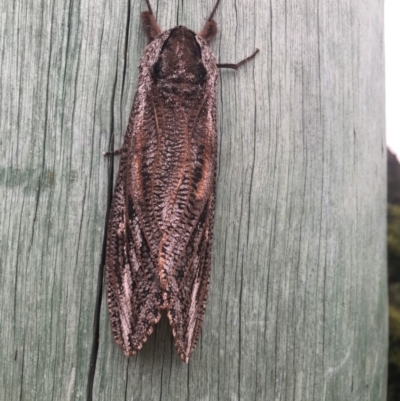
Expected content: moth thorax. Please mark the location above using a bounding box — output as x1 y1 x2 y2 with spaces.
152 26 207 96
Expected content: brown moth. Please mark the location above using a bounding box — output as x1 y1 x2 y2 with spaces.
105 0 258 363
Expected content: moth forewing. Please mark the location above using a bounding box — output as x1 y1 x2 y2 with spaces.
105 0 257 363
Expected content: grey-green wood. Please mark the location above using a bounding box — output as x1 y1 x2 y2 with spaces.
0 0 387 400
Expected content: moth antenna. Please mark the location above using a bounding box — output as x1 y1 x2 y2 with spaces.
145 0 154 15
198 0 221 44
141 0 162 42
206 0 222 21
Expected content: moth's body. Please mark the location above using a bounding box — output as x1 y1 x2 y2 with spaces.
105 0 258 363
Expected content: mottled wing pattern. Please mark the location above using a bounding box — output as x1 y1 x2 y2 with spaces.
168 194 216 362
105 148 163 356
105 35 169 355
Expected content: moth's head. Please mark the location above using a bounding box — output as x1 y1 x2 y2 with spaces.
152 26 208 94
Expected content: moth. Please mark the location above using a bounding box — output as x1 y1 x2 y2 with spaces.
105 0 258 363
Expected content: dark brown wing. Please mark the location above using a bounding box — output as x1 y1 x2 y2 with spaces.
105 148 163 356
167 194 215 363
153 91 217 362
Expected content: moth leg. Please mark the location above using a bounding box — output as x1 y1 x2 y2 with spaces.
141 0 162 43
103 149 122 157
217 48 259 70
198 0 221 44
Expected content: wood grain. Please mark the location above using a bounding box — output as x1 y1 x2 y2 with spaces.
0 0 387 400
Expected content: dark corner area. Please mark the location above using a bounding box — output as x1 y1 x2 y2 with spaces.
388 147 400 401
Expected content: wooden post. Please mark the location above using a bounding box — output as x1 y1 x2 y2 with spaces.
0 0 387 400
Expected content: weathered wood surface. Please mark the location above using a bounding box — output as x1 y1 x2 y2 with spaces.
0 0 387 400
